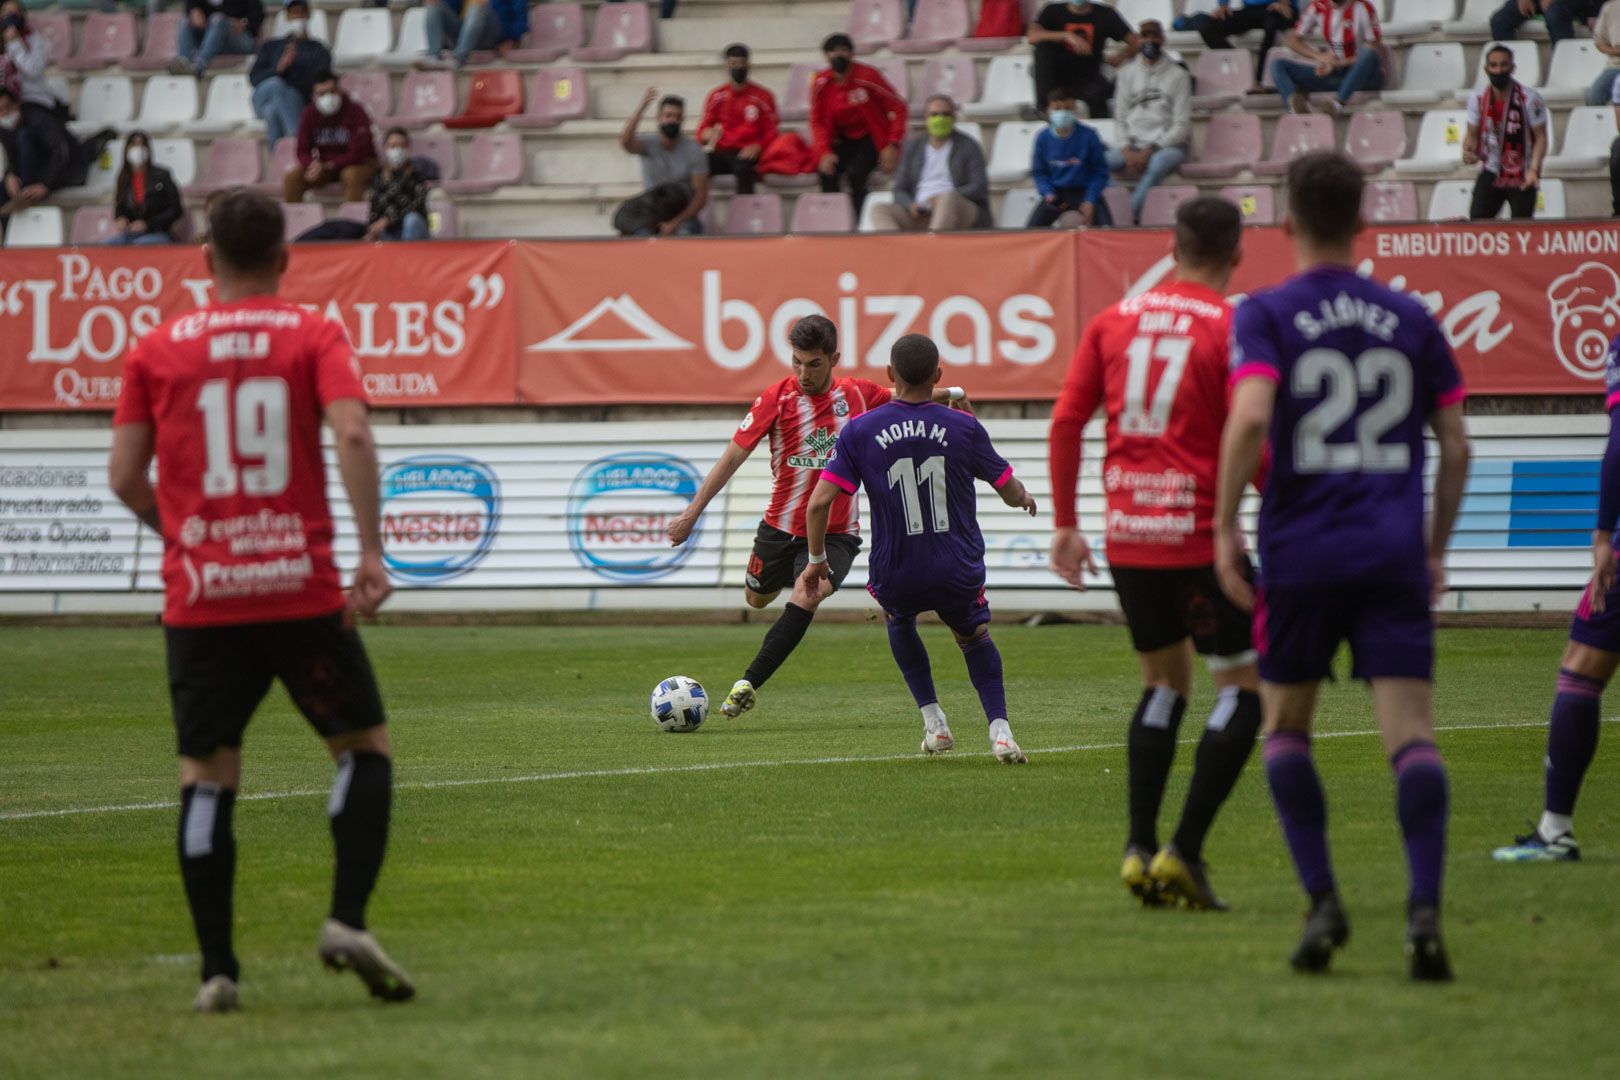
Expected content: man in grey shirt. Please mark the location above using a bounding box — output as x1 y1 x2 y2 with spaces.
618 88 710 236
871 95 991 232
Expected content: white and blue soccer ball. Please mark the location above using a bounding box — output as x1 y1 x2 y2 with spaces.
650 676 707 733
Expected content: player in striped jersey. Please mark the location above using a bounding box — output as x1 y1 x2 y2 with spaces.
666 314 970 719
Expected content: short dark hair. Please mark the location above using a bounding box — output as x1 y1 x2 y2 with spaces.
1174 196 1242 270
924 93 955 112
1285 151 1364 246
384 126 409 143
1046 85 1075 106
312 69 337 88
1485 42 1514 64
789 313 838 356
822 32 854 53
890 334 939 386
724 43 749 59
658 94 684 113
208 191 285 276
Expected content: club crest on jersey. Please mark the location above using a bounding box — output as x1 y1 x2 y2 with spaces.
787 427 838 469
832 397 849 417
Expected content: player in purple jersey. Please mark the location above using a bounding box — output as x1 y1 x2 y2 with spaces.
1213 152 1472 982
1492 332 1620 864
801 334 1038 762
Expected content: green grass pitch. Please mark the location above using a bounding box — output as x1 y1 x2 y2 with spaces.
2 622 1617 1078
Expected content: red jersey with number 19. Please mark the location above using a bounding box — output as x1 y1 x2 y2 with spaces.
1049 281 1232 568
113 298 368 628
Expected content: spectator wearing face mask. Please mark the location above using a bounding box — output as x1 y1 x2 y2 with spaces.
249 0 333 147
811 33 907 219
173 0 265 80
616 87 709 236
0 86 110 221
1026 86 1112 228
1108 20 1189 225
870 94 991 232
365 128 432 242
108 131 184 245
698 43 778 197
283 71 378 203
2 0 60 112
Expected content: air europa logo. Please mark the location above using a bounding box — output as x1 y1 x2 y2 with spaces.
567 453 702 582
379 455 500 583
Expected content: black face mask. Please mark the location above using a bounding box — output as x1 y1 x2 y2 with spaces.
829 55 851 75
1488 70 1512 90
659 121 681 140
730 67 749 84
1140 41 1162 61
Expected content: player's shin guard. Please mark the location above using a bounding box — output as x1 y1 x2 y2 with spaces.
1545 669 1603 821
1127 687 1186 853
885 616 938 708
743 603 815 689
958 632 1008 724
328 751 392 931
1264 730 1337 900
178 783 239 982
1391 741 1448 911
1171 687 1262 863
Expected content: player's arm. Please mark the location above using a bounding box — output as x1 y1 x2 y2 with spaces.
1527 114 1549 189
108 423 161 534
994 471 1037 516
1214 377 1276 613
1592 401 1620 612
1048 330 1103 589
1426 401 1471 608
800 477 845 591
667 440 751 547
930 384 970 412
326 397 392 618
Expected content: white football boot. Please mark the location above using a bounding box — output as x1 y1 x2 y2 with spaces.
989 719 1027 764
921 706 954 755
192 974 239 1013
318 919 416 1002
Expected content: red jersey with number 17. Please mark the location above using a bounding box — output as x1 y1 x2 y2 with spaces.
733 375 891 537
1049 281 1232 568
113 298 368 628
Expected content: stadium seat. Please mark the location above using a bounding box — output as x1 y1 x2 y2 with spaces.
5 207 65 248
872 57 911 104
340 71 392 128
250 138 299 195
70 206 118 245
192 74 259 136
194 136 263 194
725 194 785 234
1254 114 1334 176
443 70 523 129
1180 113 1261 179
332 9 392 66
1139 185 1198 227
1442 0 1497 34
70 75 134 138
84 138 124 196
153 138 198 186
911 56 976 108
1101 185 1132 226
1116 0 1175 30
282 202 325 241
791 192 855 233
1544 106 1618 172
1219 185 1276 225
857 190 895 231
1393 109 1470 174
1457 40 1540 101
966 55 1033 118
573 3 652 62
337 201 371 225
987 121 1043 183
1540 41 1606 106
270 9 330 44
998 187 1037 229
510 3 585 62
126 12 183 71
511 68 589 129
59 12 137 73
443 132 524 194
380 71 456 130
893 0 969 55
412 133 459 184
1533 178 1567 219
1361 180 1419 222
1381 42 1466 106
780 62 820 122
1344 111 1408 172
133 77 200 136
427 198 458 238
1190 50 1252 111
1425 179 1473 220
1086 118 1117 148
848 0 905 52
1383 0 1456 36
380 6 429 68
954 120 984 146
28 14 71 66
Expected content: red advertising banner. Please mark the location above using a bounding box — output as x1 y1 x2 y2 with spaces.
0 242 514 411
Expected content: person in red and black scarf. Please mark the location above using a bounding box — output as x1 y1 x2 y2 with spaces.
1462 43 1548 221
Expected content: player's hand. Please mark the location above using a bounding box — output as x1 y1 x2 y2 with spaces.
1016 490 1037 517
349 550 393 618
800 559 831 592
878 144 900 173
1590 532 1616 614
1427 553 1449 609
666 508 697 547
1050 527 1097 590
818 152 838 175
640 86 659 110
1215 526 1254 613
948 393 974 414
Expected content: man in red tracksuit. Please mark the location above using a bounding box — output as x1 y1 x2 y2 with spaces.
699 43 779 196
283 69 379 204
810 32 907 218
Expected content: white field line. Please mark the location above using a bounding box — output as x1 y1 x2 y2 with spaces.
1 718 1607 824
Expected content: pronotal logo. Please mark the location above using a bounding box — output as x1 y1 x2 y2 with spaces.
567 453 702 582
380 455 500 583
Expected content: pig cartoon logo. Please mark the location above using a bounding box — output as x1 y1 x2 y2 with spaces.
1548 263 1620 380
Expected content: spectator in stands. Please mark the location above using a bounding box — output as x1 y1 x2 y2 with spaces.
364 128 432 241
1490 0 1599 49
1027 86 1111 228
618 88 709 236
250 0 332 148
1590 0 1620 107
108 132 184 245
1463 43 1548 220
173 0 265 79
2 1 67 117
1197 0 1298 88
1027 2 1139 120
811 33 907 219
871 94 990 232
283 71 379 203
698 44 778 197
419 0 528 70
1108 19 1189 225
1270 0 1383 115
0 87 109 219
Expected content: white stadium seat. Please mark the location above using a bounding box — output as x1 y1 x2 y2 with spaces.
332 9 392 66
965 55 1033 118
1384 0 1456 36
5 206 65 247
1425 179 1473 220
1394 109 1471 175
1382 43 1465 106
380 7 429 68
71 75 134 137
152 138 198 187
132 76 200 135
270 9 330 44
987 121 1043 184
192 74 260 136
1442 0 1496 34
1532 178 1567 219
83 138 124 196
999 187 1040 229
857 190 895 232
1539 40 1606 106
1544 106 1618 172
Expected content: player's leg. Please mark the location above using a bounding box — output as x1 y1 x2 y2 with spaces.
942 595 1024 764
883 609 953 753
723 525 800 716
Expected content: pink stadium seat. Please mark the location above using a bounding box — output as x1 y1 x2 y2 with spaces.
282 202 325 241
1219 185 1276 225
510 2 585 63
195 136 263 194
911 56 976 109
59 13 137 73
379 71 456 130
411 133 459 184
1254 114 1334 176
427 201 458 238
848 0 905 52
71 206 117 245
29 14 70 66
780 62 819 122
1362 180 1419 223
1190 50 1251 111
573 3 651 62
337 201 371 225
1180 114 1261 180
1139 185 1198 227
510 67 589 129
341 72 392 128
1252 46 1293 93
724 194 785 235
1345 111 1408 173
893 0 969 55
251 138 299 195
790 193 855 234
126 13 183 71
872 57 910 104
443 70 523 129
443 132 524 194
1101 186 1132 227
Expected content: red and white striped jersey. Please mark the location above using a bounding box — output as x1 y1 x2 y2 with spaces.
1297 0 1380 61
733 375 891 536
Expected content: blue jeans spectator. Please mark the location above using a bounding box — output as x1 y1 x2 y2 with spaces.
1271 50 1384 109
1589 67 1620 108
1490 0 1600 47
383 212 431 241
252 76 306 148
178 14 257 77
425 1 504 67
106 231 173 245
1105 145 1187 225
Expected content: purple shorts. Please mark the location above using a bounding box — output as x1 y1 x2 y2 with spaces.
1255 583 1434 683
871 583 992 638
1570 580 1620 654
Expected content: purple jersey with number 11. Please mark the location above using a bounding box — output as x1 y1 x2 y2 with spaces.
1230 265 1466 588
820 400 1013 613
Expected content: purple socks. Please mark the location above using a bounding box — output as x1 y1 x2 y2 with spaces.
1546 668 1603 817
1391 740 1448 910
885 617 938 708
1264 730 1336 900
959 632 1008 723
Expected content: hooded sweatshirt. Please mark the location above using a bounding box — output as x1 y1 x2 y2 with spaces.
295 94 377 170
1114 54 1191 151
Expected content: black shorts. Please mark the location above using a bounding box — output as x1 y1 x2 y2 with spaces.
746 522 861 595
1112 562 1255 660
165 612 387 758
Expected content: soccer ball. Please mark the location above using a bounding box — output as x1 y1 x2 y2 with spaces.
650 676 707 733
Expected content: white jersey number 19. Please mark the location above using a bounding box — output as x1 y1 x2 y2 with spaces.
197 376 291 498
1121 335 1193 437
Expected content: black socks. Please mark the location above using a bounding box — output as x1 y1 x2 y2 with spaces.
1172 687 1263 863
744 603 815 689
329 751 393 931
178 783 238 982
1127 687 1187 852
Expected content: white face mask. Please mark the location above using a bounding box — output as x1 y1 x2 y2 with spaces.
316 92 341 116
287 18 308 38
126 146 149 168
385 146 407 168
0 112 18 131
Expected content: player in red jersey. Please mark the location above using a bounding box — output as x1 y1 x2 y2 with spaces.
108 192 413 1012
667 314 968 720
1048 197 1260 911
